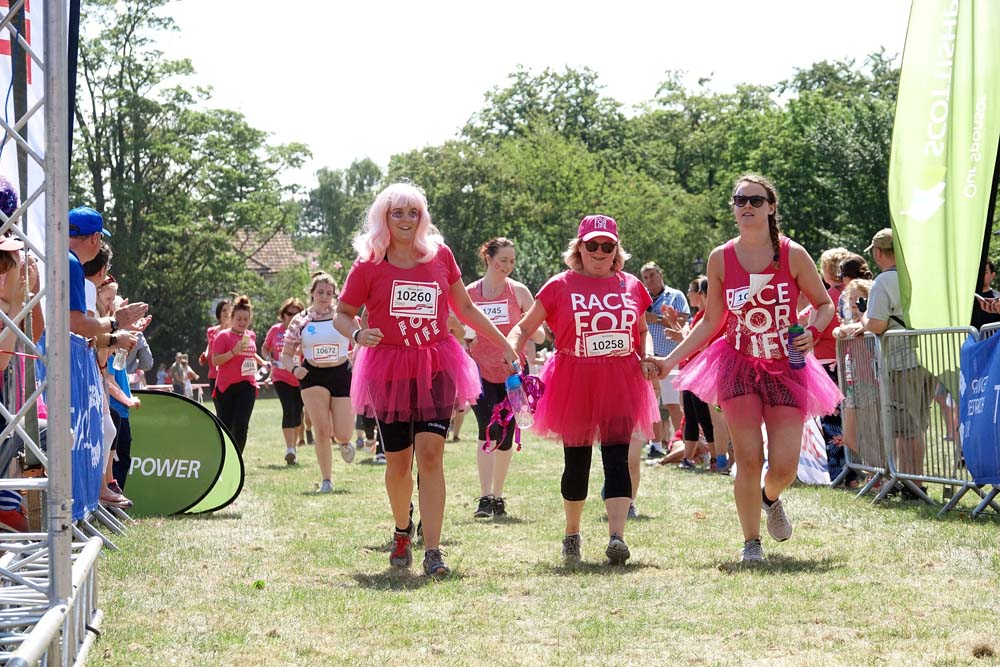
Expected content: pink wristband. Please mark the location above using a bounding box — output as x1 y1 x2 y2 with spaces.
806 325 820 340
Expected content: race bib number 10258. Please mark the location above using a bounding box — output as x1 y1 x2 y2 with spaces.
583 330 632 358
390 281 438 320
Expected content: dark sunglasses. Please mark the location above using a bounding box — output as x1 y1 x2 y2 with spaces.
583 240 617 253
283 309 301 317
731 195 768 208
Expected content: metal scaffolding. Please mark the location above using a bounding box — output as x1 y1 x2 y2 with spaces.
0 1 105 665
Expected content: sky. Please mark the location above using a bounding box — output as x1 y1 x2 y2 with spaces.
163 0 914 187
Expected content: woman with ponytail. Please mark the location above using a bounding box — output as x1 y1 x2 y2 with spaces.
650 174 841 563
211 294 259 453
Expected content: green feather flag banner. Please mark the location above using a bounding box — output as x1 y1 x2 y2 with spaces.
890 0 1000 328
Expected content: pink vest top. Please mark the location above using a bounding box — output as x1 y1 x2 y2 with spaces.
467 278 523 384
723 236 799 360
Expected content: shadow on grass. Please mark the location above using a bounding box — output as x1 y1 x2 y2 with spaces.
599 514 654 523
259 463 300 471
485 515 529 526
182 511 243 521
534 560 662 576
351 570 468 589
714 554 843 575
357 458 386 467
365 537 463 553
298 488 350 497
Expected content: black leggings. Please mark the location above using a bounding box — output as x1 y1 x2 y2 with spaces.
682 390 714 442
273 381 303 429
111 414 133 489
472 379 514 451
216 381 256 453
561 444 630 501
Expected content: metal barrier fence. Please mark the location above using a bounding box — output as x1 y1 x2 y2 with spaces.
835 326 1000 518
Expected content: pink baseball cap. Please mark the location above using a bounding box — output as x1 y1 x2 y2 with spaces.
577 215 619 243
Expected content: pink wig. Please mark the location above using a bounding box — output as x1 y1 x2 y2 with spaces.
353 182 443 263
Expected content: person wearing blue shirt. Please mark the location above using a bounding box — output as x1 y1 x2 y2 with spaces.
641 262 690 457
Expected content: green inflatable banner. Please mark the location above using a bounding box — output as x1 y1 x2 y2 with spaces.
127 391 244 517
889 0 1000 329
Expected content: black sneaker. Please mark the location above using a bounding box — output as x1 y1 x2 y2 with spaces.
492 497 507 517
474 495 494 518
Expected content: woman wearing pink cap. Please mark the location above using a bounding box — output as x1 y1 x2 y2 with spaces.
334 182 518 577
509 215 659 566
650 174 841 563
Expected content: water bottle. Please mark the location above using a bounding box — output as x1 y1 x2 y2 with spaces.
505 372 534 429
112 347 128 372
787 324 806 369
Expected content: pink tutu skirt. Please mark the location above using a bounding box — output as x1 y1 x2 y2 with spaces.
532 352 659 447
673 338 842 418
351 336 481 423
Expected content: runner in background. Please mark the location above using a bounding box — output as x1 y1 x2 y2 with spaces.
263 297 305 466
466 237 543 519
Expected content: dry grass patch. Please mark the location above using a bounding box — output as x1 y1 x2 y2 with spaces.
90 399 1000 667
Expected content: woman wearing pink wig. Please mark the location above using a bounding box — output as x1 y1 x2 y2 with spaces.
335 182 518 577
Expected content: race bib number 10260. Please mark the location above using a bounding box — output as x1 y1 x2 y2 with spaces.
390 281 438 320
583 330 632 358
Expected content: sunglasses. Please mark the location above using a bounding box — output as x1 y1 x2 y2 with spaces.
731 195 768 208
283 310 301 317
583 240 617 253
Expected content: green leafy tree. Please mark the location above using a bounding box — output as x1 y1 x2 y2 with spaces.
72 0 309 364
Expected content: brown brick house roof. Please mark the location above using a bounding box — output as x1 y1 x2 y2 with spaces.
233 230 303 277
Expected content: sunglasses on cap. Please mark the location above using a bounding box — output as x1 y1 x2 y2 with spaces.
583 240 617 254
731 195 768 208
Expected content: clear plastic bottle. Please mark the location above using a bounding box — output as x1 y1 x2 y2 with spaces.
112 347 128 372
504 373 534 429
787 324 806 369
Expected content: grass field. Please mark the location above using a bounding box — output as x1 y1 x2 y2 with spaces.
90 398 1000 667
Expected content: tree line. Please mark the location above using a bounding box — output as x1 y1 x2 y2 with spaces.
69 0 1000 370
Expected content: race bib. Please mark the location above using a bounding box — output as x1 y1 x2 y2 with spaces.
478 301 510 325
390 280 438 320
312 343 342 363
583 330 632 358
241 357 256 377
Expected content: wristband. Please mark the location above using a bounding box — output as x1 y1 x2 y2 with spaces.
109 334 117 347
806 325 820 340
352 329 362 344
109 319 119 333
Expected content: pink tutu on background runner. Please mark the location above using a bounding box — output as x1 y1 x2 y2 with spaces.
532 353 659 446
673 338 842 418
351 335 481 423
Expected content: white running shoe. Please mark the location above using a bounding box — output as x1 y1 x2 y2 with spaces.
763 497 793 542
317 479 334 494
339 442 356 464
741 538 764 562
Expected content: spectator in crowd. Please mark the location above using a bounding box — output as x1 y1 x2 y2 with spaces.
640 262 689 459
125 330 153 390
837 228 933 499
155 363 168 385
169 353 198 398
972 259 1000 330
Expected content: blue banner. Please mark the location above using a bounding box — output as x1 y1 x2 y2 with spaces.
37 334 106 521
959 334 1000 485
